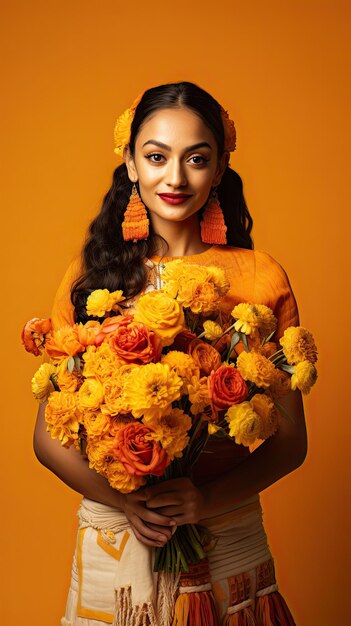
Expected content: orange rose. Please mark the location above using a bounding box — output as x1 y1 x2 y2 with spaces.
208 364 249 410
188 339 222 376
96 314 126 341
45 325 84 363
21 317 52 356
105 314 162 364
112 422 170 476
76 320 104 347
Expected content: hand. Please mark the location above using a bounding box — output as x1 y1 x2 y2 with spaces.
120 488 177 548
143 477 206 526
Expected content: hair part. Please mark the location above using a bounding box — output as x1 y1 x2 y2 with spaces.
71 81 254 323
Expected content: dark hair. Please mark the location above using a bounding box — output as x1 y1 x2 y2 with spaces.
71 81 254 323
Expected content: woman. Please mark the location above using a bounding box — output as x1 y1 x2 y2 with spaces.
34 81 307 625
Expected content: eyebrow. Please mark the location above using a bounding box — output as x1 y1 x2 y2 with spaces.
142 139 213 151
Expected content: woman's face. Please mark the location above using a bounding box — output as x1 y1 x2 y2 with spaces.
124 107 228 224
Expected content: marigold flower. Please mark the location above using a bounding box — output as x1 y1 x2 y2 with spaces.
291 360 318 394
122 362 183 419
76 320 103 347
82 343 123 382
83 410 113 439
31 362 57 402
134 290 185 346
203 320 223 340
105 460 146 493
208 363 248 410
161 261 229 314
86 432 116 474
21 317 52 356
112 421 170 476
236 351 276 388
257 341 278 358
77 378 104 411
225 402 261 446
144 408 192 461
250 393 280 439
101 363 138 415
188 375 211 414
45 390 79 448
161 351 199 393
86 289 125 318
45 325 84 364
56 356 83 392
279 326 318 365
267 369 291 400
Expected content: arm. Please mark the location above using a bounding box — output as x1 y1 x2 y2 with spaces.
33 401 176 545
144 388 307 524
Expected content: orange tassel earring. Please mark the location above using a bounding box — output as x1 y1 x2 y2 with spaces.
121 183 149 242
200 188 227 245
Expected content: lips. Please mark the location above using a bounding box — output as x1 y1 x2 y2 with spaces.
158 193 192 205
158 193 192 198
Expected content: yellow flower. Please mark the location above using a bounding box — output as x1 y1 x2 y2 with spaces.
83 410 112 438
77 378 104 411
86 289 125 318
86 433 115 474
144 408 192 461
134 290 185 346
82 343 123 382
205 265 230 296
122 362 183 419
187 375 211 414
208 422 222 435
101 363 139 415
279 327 318 365
236 351 276 388
161 351 199 393
250 393 280 439
45 391 79 448
31 362 57 403
291 360 318 394
56 356 82 392
232 303 277 339
202 320 223 341
114 108 134 158
161 261 229 314
225 402 261 446
105 460 146 493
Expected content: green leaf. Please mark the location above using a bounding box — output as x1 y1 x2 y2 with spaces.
241 332 249 351
280 364 295 374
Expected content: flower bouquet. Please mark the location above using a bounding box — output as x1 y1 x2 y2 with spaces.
22 259 317 572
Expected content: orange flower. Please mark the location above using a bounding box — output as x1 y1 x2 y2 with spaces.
105 314 162 364
267 369 291 400
82 343 123 382
101 363 139 415
45 390 79 448
144 408 192 461
257 341 279 358
112 422 170 476
56 356 83 392
188 339 222 376
208 363 249 411
76 320 104 347
188 375 211 414
21 317 52 356
45 325 84 364
161 351 199 393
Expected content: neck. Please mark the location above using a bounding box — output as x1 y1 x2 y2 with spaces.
150 213 212 257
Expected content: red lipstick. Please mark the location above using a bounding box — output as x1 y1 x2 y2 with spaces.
158 193 192 205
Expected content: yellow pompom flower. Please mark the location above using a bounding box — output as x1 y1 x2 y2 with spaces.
101 363 138 415
250 393 280 439
161 351 199 393
203 320 223 340
56 356 82 392
77 378 104 411
122 362 183 419
232 303 276 339
105 460 146 493
134 290 185 346
86 433 115 475
83 411 112 439
291 360 318 394
205 265 230 296
279 326 318 365
236 351 276 388
113 108 134 158
82 343 123 382
187 375 211 414
45 390 79 448
144 408 192 461
31 362 57 403
86 289 125 318
225 402 261 446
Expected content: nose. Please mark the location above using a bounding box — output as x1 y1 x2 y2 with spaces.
165 158 187 188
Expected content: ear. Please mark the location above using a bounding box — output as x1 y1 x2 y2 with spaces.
123 145 138 183
213 151 230 187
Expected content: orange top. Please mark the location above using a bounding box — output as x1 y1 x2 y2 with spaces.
50 244 299 340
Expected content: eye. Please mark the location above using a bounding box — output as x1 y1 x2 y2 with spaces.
189 155 209 166
145 153 165 163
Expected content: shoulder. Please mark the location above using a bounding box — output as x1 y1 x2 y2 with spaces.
253 249 293 286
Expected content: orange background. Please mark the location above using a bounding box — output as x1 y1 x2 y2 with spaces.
2 1 350 624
